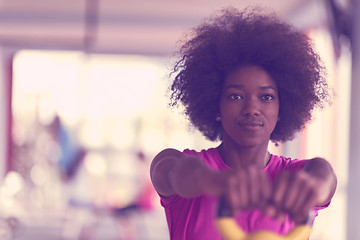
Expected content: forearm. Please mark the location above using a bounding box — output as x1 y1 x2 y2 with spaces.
168 156 222 198
151 149 223 198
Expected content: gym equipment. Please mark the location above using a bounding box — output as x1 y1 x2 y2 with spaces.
216 198 314 240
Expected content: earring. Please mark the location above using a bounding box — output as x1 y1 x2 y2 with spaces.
216 116 221 122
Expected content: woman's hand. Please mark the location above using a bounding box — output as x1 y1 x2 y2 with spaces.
220 166 272 215
264 170 318 223
264 158 337 223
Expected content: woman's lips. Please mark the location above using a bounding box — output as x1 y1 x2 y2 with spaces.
238 121 264 130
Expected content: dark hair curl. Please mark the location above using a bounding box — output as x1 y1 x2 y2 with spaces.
170 6 330 142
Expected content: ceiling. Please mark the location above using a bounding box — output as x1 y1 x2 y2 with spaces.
0 0 329 56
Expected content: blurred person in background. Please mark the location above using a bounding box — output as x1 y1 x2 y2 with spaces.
48 115 86 181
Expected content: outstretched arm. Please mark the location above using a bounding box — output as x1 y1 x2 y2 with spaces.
150 148 225 198
150 148 271 214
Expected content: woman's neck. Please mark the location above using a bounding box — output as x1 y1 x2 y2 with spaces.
217 142 271 169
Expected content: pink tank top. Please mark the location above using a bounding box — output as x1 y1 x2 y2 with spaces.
160 148 329 240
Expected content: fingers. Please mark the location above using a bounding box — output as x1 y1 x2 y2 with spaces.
227 169 248 213
259 170 272 205
266 171 290 221
267 171 318 223
224 166 270 214
291 186 317 223
248 167 258 207
222 167 319 223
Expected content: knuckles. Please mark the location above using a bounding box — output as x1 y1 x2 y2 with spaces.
221 168 320 223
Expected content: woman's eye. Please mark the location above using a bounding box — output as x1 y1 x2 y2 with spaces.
229 94 243 100
261 94 275 101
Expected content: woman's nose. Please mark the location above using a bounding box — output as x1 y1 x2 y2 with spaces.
241 99 260 116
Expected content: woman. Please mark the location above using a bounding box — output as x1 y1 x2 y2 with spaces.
150 7 337 240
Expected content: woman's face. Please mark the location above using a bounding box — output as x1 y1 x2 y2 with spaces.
219 65 279 147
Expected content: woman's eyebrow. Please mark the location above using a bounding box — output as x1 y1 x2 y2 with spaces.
224 85 277 92
224 84 244 90
259 86 278 92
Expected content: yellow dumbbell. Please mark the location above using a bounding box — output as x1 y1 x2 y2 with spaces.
216 198 314 240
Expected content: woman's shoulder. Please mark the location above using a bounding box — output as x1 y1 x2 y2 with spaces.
182 148 228 170
270 154 309 165
266 155 309 179
183 147 217 156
